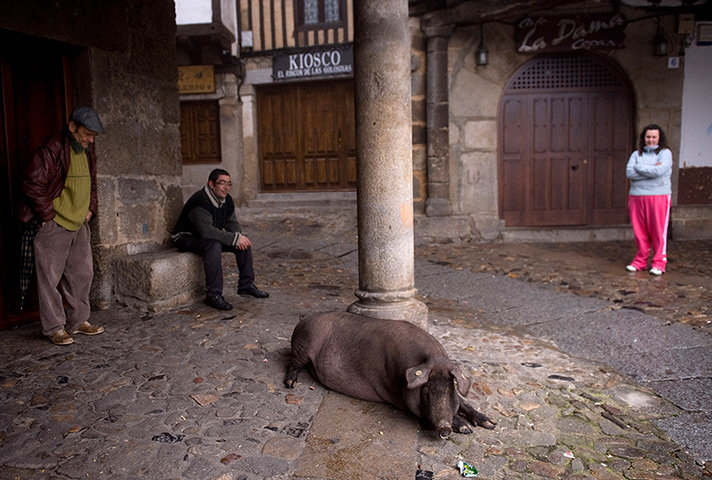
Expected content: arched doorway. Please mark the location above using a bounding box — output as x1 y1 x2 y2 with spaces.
498 53 633 227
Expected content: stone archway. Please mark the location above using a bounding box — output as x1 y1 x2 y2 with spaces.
498 53 634 227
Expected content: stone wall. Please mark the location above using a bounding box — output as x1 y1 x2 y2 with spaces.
609 12 683 204
90 2 183 308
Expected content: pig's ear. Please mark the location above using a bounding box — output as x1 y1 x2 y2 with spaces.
406 364 431 389
451 366 471 396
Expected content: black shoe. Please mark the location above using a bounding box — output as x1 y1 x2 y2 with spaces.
204 293 233 310
238 285 269 298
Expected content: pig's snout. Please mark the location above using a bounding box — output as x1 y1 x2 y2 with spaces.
437 425 452 439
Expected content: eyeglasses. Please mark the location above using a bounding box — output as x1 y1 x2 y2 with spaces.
215 180 233 187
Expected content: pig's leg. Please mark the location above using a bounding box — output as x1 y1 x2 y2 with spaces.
452 415 474 434
284 342 312 388
458 400 496 429
284 364 300 388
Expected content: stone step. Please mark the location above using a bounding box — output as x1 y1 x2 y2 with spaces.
500 225 633 243
244 191 357 210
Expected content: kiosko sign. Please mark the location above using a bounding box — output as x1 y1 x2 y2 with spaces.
516 13 626 53
273 45 353 80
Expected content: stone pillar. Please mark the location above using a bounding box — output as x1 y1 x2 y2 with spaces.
424 26 453 217
347 0 428 328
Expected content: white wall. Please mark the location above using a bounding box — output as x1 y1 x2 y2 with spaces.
221 0 237 37
175 0 212 25
680 37 712 168
175 0 237 54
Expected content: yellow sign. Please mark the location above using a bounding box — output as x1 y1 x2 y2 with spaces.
178 65 215 94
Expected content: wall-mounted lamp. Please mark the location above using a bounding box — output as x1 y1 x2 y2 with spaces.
654 16 668 56
476 24 489 66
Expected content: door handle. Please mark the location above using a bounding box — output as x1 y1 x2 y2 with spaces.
572 159 588 171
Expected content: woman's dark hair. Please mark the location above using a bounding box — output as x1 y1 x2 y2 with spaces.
637 124 667 155
208 168 230 183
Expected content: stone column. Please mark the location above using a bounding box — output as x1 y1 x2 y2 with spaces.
424 25 453 217
347 0 428 328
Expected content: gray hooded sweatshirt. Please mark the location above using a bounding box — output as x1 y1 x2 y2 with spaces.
626 146 672 196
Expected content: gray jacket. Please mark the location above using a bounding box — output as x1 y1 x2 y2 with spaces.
626 146 672 196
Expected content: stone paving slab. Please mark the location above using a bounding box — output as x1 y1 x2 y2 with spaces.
294 392 416 479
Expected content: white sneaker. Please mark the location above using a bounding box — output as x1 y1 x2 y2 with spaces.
625 265 637 272
650 267 663 276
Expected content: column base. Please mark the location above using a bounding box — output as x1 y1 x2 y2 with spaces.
347 294 429 330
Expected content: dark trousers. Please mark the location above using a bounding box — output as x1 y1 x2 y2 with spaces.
175 235 255 295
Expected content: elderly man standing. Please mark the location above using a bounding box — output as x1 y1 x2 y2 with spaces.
172 168 269 311
18 106 106 345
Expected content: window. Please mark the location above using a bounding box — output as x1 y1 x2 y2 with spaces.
297 0 345 30
179 101 221 164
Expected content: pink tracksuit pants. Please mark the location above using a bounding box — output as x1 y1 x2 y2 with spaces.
628 194 671 272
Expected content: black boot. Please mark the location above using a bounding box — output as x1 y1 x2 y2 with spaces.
237 285 269 298
205 293 233 310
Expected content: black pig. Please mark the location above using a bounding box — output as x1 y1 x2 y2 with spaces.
284 311 496 438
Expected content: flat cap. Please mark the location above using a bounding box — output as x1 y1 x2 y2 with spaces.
69 106 104 133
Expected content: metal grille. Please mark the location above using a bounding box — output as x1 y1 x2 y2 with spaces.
508 55 620 91
305 0 319 24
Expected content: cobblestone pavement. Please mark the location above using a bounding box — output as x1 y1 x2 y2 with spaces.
418 239 712 335
0 213 710 479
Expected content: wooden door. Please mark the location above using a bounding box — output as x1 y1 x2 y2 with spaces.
180 100 222 164
499 54 632 227
530 93 587 225
590 91 631 225
0 33 72 330
257 79 356 191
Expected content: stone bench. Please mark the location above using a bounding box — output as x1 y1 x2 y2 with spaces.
112 249 204 313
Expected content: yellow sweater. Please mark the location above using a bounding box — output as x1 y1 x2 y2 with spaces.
52 147 91 231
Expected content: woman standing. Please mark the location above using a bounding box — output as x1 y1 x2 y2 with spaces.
625 124 673 275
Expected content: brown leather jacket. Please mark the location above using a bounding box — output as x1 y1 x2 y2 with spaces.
17 127 98 223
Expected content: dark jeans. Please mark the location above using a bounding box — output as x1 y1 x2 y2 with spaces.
174 235 255 295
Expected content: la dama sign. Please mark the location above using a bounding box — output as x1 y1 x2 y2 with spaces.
516 12 627 53
273 45 353 81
